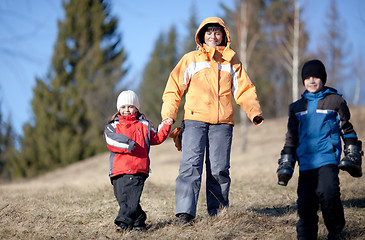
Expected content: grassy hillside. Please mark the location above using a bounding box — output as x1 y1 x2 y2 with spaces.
1 107 365 240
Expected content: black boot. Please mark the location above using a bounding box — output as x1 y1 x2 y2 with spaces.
338 140 363 178
176 213 194 226
277 154 296 186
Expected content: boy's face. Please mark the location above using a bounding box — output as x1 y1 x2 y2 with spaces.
119 105 138 115
304 77 323 93
204 29 223 48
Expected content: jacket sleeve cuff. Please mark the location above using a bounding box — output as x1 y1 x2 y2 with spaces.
281 146 296 155
128 141 136 152
343 137 358 146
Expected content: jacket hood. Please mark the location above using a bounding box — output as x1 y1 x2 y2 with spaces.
116 113 138 122
195 17 231 48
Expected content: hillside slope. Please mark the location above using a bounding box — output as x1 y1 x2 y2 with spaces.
1 107 364 239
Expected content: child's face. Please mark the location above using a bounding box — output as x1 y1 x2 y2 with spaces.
304 77 323 93
119 105 138 115
204 29 223 48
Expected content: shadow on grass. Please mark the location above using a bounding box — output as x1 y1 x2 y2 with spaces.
146 219 175 232
249 197 365 218
342 229 365 240
342 197 365 208
248 204 297 217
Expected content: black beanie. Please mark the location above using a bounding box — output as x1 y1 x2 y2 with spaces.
301 59 327 85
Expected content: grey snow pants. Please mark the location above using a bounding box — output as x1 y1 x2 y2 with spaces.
175 120 233 217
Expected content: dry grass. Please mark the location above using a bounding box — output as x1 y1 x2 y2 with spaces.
1 107 365 239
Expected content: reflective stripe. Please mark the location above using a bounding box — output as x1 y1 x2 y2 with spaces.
105 133 129 149
183 61 211 88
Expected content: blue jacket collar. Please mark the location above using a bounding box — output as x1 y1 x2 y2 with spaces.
302 86 342 101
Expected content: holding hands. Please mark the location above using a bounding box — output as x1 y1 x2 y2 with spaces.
163 118 174 126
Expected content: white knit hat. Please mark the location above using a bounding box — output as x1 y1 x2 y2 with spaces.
116 90 140 110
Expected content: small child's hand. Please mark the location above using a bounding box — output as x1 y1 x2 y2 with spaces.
163 118 174 126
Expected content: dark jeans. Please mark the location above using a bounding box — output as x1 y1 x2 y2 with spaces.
296 164 345 240
112 174 147 227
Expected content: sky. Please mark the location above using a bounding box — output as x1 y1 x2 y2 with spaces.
0 0 365 136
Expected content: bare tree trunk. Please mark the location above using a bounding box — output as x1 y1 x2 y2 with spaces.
239 1 248 151
353 54 363 105
354 75 360 105
292 0 300 102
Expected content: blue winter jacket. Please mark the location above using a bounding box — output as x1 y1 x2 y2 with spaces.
283 87 357 171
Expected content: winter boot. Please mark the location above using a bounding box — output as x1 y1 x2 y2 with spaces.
176 213 194 226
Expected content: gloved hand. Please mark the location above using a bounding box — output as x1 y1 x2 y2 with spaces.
338 140 363 177
169 127 182 151
253 115 264 125
277 154 296 186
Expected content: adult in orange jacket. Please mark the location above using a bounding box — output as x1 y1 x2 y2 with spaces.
161 17 264 224
105 90 171 231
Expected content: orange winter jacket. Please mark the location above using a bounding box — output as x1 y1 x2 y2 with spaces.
161 17 263 125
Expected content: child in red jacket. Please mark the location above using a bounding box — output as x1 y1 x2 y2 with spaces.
105 90 171 232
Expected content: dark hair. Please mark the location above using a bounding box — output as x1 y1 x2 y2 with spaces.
198 23 227 46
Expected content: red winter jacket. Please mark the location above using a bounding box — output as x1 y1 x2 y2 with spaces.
104 113 170 178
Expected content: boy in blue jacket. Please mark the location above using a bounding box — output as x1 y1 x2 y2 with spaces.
276 59 363 240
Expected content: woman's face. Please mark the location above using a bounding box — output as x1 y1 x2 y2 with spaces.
204 29 223 48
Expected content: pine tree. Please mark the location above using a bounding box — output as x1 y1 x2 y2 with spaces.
19 0 127 177
139 26 179 126
183 3 199 54
0 104 18 180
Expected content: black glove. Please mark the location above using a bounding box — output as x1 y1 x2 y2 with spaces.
253 115 264 125
338 140 363 178
277 154 296 186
